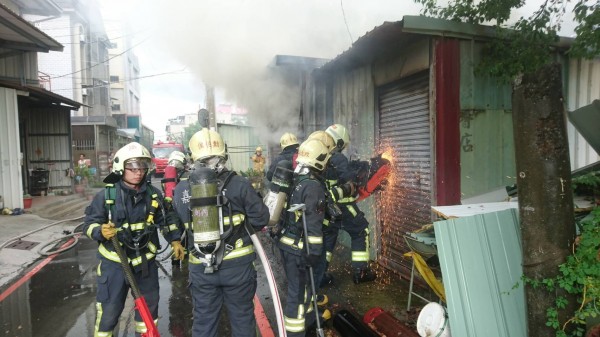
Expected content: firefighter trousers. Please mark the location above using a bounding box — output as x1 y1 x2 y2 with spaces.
189 261 258 337
323 202 370 271
280 250 318 337
94 258 159 337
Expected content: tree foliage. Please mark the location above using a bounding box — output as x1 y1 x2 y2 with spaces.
183 121 203 151
414 0 600 80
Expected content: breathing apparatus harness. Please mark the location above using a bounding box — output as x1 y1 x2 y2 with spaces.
186 167 244 273
278 168 325 249
104 181 161 276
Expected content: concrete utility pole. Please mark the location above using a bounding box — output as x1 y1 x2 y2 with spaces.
205 85 216 130
512 63 576 336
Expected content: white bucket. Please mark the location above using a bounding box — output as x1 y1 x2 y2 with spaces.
417 302 452 337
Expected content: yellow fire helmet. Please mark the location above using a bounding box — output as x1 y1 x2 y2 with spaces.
280 132 299 150
189 128 226 162
307 130 336 154
325 124 350 151
256 146 263 152
296 138 331 171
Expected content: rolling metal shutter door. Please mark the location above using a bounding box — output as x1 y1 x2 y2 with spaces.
377 71 432 276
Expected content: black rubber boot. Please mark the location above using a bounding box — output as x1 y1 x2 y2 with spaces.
352 268 377 284
320 272 334 287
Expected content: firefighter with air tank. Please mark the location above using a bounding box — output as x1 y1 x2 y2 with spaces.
82 141 182 336
170 128 270 337
276 138 333 337
318 124 379 285
160 150 190 267
266 132 300 181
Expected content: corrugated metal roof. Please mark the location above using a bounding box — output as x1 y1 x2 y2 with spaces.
434 208 526 337
0 80 81 109
319 15 574 74
0 2 62 52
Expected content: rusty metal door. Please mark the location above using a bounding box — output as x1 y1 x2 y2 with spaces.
376 70 432 276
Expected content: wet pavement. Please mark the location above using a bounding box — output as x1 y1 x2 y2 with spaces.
0 182 426 337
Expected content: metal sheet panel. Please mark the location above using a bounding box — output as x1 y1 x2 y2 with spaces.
459 40 512 111
460 109 516 198
377 71 432 275
217 124 262 173
0 87 23 208
434 208 526 337
24 106 72 192
566 58 600 169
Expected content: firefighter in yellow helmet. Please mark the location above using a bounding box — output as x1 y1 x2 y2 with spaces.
171 128 270 337
250 146 266 173
276 138 332 336
266 132 300 181
82 142 182 336
319 123 377 285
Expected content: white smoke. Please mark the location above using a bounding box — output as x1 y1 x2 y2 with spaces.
104 0 422 144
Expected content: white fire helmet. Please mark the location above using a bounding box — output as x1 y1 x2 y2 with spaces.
280 132 299 150
296 139 331 171
112 142 152 175
325 124 350 152
168 151 187 169
189 128 227 162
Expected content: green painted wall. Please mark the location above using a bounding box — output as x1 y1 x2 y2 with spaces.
459 41 516 199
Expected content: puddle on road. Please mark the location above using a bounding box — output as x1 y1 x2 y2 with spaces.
0 228 419 337
0 238 196 337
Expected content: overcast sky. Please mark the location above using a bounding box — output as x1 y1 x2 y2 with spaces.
100 0 576 143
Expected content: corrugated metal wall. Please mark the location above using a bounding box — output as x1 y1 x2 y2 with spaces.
567 57 600 169
330 67 378 251
0 88 23 208
377 71 432 274
434 209 526 337
218 124 262 173
22 105 73 193
459 40 516 198
0 51 38 82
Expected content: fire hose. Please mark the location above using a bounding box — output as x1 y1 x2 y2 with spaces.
0 215 84 252
245 223 287 337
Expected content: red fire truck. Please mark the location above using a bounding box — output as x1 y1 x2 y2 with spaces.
151 140 185 176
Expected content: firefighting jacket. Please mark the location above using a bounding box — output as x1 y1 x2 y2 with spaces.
83 180 170 272
171 169 270 269
324 151 360 204
266 144 299 181
277 174 325 258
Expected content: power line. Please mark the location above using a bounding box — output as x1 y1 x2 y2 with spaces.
49 36 150 79
340 0 354 45
47 69 191 91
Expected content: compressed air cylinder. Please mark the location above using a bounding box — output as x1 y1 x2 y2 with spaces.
264 160 294 226
189 166 220 245
162 165 178 198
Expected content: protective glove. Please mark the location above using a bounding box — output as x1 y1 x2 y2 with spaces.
101 223 116 240
303 253 321 268
171 240 185 260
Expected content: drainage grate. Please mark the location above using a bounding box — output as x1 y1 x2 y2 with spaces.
6 240 40 250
